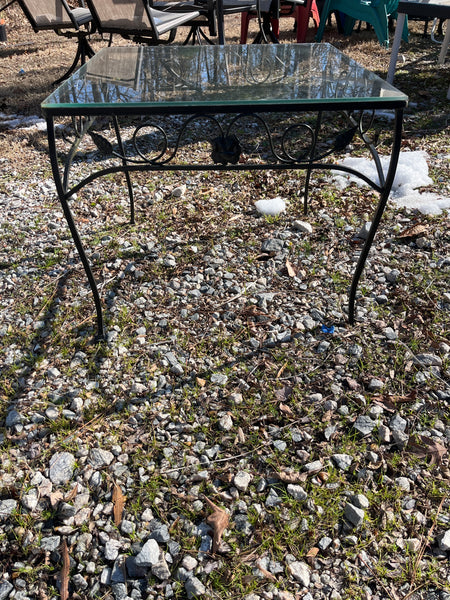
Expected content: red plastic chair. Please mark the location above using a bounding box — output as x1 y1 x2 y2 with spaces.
240 0 320 43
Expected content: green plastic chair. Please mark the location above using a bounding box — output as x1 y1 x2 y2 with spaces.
315 0 407 47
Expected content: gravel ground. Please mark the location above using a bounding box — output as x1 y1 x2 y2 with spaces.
0 5 450 600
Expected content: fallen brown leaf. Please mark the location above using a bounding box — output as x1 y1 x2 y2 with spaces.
275 385 293 403
112 483 126 527
272 469 307 484
60 539 70 600
49 491 64 509
285 258 297 277
64 484 78 503
279 402 294 416
407 435 447 465
204 497 229 554
396 223 428 239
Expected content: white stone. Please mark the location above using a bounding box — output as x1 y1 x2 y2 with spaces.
437 529 450 551
293 220 313 234
233 471 252 492
288 561 310 587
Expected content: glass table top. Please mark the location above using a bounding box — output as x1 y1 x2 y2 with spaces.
42 43 408 114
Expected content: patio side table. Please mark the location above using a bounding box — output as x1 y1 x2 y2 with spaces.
41 43 408 340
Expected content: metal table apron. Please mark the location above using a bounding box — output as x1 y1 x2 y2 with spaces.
42 43 408 341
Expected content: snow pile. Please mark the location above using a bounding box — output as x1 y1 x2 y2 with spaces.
255 197 286 216
0 112 46 131
332 150 450 215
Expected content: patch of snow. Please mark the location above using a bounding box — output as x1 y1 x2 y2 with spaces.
0 112 46 131
255 197 286 216
331 150 450 215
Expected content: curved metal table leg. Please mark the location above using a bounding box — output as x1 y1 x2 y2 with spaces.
348 107 404 324
46 115 106 341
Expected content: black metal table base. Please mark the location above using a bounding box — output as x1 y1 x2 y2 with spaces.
46 108 403 341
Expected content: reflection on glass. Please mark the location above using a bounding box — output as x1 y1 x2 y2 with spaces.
42 43 407 110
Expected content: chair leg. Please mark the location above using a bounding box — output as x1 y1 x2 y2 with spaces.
240 11 250 43
271 17 279 38
295 0 312 42
315 0 331 41
53 34 94 86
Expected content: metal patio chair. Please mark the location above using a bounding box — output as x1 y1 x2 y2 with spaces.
17 0 95 84
84 0 201 45
315 0 408 47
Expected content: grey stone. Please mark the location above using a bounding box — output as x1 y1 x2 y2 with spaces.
413 353 442 367
437 530 450 551
273 439 287 452
344 503 365 527
185 576 207 599
125 557 148 579
331 454 353 471
45 406 59 420
349 494 369 509
111 559 127 583
293 220 313 234
172 184 186 197
234 514 253 535
151 552 171 580
265 489 282 507
181 556 198 571
104 539 122 561
318 536 332 550
392 430 409 448
111 582 128 600
356 222 372 240
348 344 363 357
165 351 184 375
135 539 160 567
89 448 114 468
100 567 112 585
378 424 391 443
49 452 76 485
292 220 313 234
0 580 13 600
47 367 61 378
395 477 411 492
368 378 384 391
406 538 421 552
261 238 284 253
40 536 61 552
218 413 233 431
384 327 398 340
0 499 17 522
287 484 308 501
211 373 228 386
390 414 407 432
149 522 170 543
72 574 88 590
5 409 22 427
288 561 310 587
304 460 322 472
386 269 400 283
354 416 376 436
